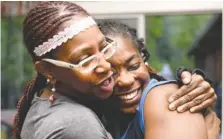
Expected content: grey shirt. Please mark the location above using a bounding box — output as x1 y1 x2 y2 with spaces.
21 92 112 139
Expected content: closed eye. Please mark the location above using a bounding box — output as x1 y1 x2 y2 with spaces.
127 62 141 71
111 68 119 79
100 37 114 51
100 42 109 52
71 55 90 64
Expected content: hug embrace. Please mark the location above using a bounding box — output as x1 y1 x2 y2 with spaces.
13 1 220 139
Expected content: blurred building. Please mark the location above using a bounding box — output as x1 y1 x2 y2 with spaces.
188 14 222 119
188 14 222 86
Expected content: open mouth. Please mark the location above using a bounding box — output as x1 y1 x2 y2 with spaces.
96 74 115 93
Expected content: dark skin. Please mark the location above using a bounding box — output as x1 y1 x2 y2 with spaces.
108 36 217 114
106 35 220 139
34 15 218 138
35 15 115 100
35 14 216 110
144 83 207 139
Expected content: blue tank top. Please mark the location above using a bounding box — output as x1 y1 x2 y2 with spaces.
120 79 176 139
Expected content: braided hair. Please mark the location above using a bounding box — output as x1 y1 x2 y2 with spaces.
98 20 166 81
13 2 89 138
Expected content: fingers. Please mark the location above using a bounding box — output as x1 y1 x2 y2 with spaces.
190 93 217 113
181 71 192 85
169 86 208 111
175 89 215 113
169 73 204 103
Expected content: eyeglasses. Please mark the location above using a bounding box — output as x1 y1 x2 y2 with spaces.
41 37 117 73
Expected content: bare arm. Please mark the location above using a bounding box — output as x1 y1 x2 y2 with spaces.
144 83 208 139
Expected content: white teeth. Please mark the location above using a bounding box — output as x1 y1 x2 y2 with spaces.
119 90 138 100
102 79 110 86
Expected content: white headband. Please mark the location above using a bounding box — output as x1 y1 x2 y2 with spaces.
33 16 96 56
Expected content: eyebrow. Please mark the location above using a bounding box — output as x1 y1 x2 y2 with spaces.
126 54 138 64
99 37 106 49
68 45 93 60
68 37 106 60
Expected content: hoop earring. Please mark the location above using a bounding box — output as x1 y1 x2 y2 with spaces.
49 83 56 104
145 62 149 66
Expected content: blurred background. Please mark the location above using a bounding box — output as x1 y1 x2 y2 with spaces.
1 1 222 139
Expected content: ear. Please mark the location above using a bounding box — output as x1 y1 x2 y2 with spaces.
145 62 157 74
34 61 54 81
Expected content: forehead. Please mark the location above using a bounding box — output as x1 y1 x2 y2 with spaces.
109 36 140 65
54 17 105 60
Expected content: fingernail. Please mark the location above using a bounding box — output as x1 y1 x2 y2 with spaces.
169 104 176 110
190 108 195 113
168 97 174 103
177 107 184 113
183 78 190 84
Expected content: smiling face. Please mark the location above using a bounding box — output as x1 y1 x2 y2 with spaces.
107 36 150 113
37 16 115 100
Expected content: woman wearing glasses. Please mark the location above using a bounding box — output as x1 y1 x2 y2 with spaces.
14 2 116 139
13 2 217 139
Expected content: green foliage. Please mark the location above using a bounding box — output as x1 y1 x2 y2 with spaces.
145 16 164 71
145 15 211 72
1 16 35 108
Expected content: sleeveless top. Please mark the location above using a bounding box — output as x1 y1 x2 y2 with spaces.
120 79 176 139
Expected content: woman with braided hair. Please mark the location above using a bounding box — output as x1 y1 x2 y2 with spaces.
14 1 218 139
14 2 116 139
98 20 220 139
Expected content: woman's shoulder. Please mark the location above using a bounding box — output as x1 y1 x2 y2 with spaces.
48 101 109 139
33 93 96 117
30 95 103 128
148 82 178 98
144 82 178 113
47 99 101 123
138 79 177 112
26 99 108 139
143 81 207 139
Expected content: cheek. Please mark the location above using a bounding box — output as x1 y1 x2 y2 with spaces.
134 66 150 83
65 71 95 93
70 71 93 84
57 69 92 86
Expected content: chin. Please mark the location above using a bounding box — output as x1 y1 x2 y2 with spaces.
96 91 113 100
120 104 138 114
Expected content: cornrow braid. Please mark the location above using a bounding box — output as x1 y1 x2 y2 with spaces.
13 2 89 139
98 20 166 81
23 8 58 34
37 13 75 44
23 1 88 59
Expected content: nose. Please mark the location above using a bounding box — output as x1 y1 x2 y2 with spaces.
117 72 134 88
95 56 111 74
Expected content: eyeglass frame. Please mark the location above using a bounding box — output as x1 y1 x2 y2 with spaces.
41 37 117 72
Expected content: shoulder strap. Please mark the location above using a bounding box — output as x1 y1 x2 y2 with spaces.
137 79 176 133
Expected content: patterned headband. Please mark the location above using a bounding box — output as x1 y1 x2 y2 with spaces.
33 16 96 56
